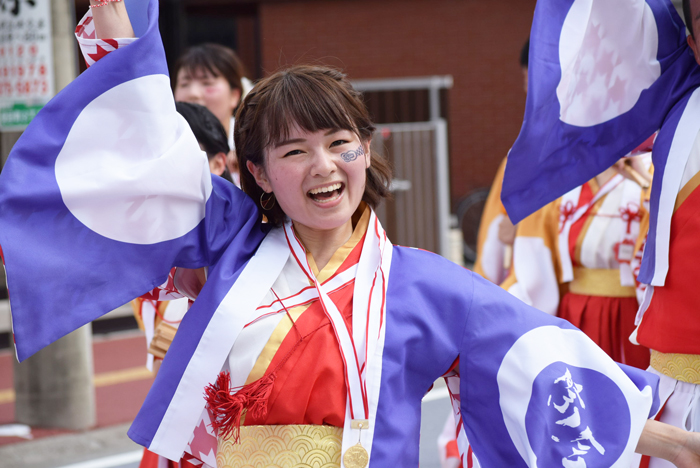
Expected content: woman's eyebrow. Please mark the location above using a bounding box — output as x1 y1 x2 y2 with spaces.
274 129 345 148
274 138 306 148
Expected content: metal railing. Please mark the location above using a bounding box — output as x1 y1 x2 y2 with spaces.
354 76 453 257
373 121 451 256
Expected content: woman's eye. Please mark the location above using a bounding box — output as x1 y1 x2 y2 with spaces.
284 149 303 157
330 139 349 148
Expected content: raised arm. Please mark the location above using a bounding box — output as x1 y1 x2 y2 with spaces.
90 0 134 39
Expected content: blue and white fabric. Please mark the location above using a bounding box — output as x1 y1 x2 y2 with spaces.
0 0 263 362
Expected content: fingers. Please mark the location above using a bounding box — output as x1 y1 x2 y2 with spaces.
614 157 651 188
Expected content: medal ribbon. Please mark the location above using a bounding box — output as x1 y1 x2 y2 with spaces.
283 210 389 422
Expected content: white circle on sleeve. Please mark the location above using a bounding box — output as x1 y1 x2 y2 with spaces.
557 0 660 127
55 74 213 245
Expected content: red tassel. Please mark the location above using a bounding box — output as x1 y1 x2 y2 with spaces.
204 372 243 442
204 371 277 444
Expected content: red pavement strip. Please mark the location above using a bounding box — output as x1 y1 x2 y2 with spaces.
0 332 154 447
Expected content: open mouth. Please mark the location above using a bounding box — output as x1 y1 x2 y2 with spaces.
307 182 345 203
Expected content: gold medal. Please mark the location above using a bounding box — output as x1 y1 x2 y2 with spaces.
343 442 369 468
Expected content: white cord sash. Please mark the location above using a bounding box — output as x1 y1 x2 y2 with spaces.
615 180 644 287
558 174 625 282
246 264 359 327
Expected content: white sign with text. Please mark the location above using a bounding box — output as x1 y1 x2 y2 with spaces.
0 0 54 130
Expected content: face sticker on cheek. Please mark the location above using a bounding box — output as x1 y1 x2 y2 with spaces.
341 145 365 163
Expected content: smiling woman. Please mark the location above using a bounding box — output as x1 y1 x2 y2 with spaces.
235 66 392 269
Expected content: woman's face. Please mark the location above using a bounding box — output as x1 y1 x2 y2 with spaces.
248 126 371 233
174 67 241 134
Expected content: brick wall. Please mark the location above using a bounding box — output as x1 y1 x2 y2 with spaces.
258 0 536 207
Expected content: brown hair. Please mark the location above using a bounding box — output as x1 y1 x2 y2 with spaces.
684 0 695 38
235 65 392 226
173 43 247 94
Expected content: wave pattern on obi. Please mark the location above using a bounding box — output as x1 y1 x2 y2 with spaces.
216 425 343 468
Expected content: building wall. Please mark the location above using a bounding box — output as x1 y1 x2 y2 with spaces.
259 0 536 207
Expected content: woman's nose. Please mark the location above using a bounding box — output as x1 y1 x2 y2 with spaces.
178 83 204 104
310 149 336 177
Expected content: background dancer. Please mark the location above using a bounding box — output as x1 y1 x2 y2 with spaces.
502 154 653 370
472 39 529 284
173 43 251 185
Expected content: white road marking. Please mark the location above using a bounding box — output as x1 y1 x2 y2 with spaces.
56 450 143 468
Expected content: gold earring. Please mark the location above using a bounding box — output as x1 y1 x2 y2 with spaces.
260 191 276 210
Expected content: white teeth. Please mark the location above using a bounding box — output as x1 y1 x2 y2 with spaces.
309 183 342 195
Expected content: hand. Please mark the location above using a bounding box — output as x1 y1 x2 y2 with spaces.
613 157 651 189
497 216 516 245
671 431 700 468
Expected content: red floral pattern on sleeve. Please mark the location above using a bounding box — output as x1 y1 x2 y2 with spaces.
141 267 187 302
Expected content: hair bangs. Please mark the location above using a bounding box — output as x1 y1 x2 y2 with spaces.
181 53 224 80
684 0 695 38
262 72 360 149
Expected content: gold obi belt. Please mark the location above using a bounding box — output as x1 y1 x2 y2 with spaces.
217 424 343 468
568 267 636 298
650 350 700 385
